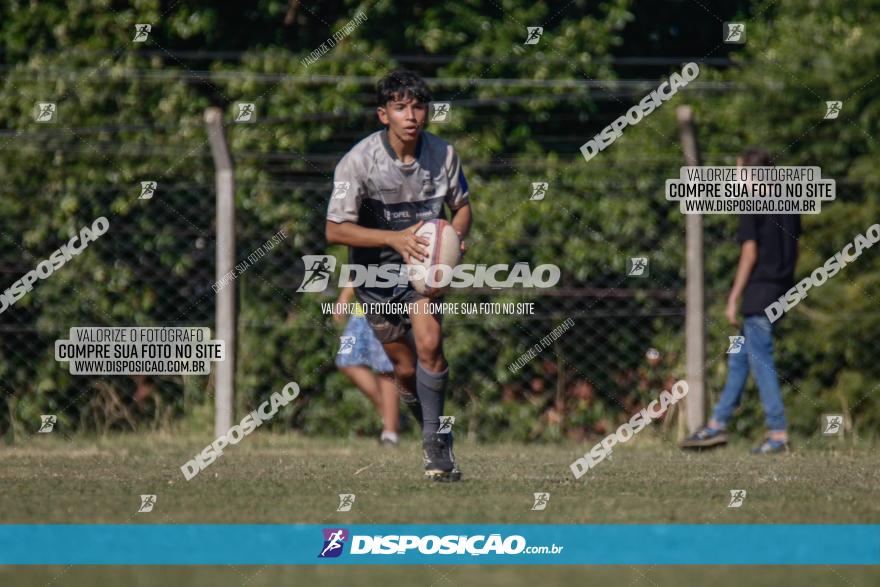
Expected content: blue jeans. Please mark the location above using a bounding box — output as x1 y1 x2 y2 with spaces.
711 315 787 432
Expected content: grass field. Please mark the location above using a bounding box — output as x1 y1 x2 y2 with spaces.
3 565 879 587
1 432 879 586
2 432 878 524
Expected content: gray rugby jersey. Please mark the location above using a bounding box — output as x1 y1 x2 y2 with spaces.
327 129 469 301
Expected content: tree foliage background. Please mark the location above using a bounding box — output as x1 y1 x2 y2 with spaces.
1 0 878 441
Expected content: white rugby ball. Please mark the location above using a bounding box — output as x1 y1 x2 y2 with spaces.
407 219 461 297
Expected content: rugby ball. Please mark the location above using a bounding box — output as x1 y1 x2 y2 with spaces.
407 219 461 297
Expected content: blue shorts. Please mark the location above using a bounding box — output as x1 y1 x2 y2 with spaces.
334 315 394 373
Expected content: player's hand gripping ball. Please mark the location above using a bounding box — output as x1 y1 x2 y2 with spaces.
406 219 461 297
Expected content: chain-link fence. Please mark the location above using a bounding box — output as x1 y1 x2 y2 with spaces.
3 46 827 443
235 166 711 443
0 181 218 436
0 160 710 442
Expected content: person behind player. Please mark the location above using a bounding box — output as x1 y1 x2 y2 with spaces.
325 69 472 481
333 284 400 446
680 148 800 454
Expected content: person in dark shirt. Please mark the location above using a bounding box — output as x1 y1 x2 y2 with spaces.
681 149 800 454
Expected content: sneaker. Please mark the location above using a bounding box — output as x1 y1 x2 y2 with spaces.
750 438 789 455
422 432 462 482
379 430 398 447
680 426 728 449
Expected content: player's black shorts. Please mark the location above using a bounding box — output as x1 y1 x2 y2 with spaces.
353 286 442 344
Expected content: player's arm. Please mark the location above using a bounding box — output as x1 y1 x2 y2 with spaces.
445 146 472 253
326 221 429 263
449 202 471 253
326 153 428 261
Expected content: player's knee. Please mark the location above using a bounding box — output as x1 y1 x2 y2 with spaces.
415 330 442 357
416 349 445 372
393 361 417 382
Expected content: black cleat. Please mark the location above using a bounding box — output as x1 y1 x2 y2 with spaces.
422 432 462 482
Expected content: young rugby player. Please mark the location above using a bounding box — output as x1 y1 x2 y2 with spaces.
325 70 472 481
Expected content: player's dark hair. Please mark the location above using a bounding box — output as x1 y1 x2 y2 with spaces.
376 69 432 107
739 148 774 167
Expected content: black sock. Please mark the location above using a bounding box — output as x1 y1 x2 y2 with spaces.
416 362 448 438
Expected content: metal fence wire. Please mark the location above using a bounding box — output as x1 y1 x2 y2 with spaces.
0 183 217 434
0 58 745 442
1 164 707 441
